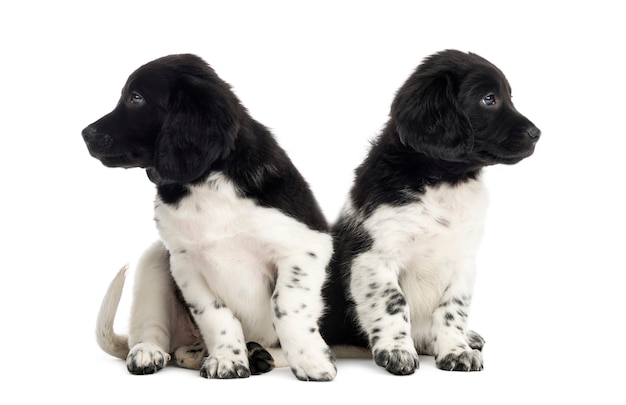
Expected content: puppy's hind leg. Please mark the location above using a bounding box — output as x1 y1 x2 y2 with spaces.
126 242 174 375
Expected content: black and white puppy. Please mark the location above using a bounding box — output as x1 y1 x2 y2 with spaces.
83 54 336 381
320 50 540 375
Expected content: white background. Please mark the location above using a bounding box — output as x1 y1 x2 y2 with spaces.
1 1 624 403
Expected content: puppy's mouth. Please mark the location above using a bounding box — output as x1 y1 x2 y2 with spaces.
93 152 152 169
477 145 535 165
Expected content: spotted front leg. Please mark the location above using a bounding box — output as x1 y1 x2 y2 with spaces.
195 300 251 379
350 253 418 375
432 293 483 371
272 250 337 381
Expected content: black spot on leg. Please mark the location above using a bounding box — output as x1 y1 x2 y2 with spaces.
213 300 226 310
188 303 204 316
233 349 241 355
307 252 317 258
309 327 317 333
385 291 407 315
275 308 287 318
453 297 465 306
371 335 380 346
445 312 455 321
394 331 407 340
271 293 287 317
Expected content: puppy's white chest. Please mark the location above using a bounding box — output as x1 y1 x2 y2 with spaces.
406 180 488 261
365 180 488 259
155 176 254 248
153 173 287 291
363 179 488 317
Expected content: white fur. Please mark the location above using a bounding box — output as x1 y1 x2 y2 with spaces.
349 176 488 368
154 172 336 380
95 241 204 374
127 242 201 368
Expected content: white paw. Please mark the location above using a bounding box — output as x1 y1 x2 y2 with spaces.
372 335 419 375
126 342 170 375
288 346 337 381
199 346 250 379
436 347 483 371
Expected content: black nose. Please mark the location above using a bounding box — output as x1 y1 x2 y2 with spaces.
82 126 98 143
526 126 541 142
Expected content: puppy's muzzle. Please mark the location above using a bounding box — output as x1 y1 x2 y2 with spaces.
526 126 541 142
82 126 113 156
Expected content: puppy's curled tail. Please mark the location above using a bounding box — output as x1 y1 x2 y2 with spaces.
96 266 130 360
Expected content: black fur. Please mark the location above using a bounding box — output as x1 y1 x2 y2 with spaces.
320 49 540 349
82 53 327 233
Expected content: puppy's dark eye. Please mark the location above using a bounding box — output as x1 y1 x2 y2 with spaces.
130 92 144 105
482 94 496 106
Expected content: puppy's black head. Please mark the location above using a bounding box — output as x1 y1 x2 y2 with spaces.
82 54 241 184
390 49 540 166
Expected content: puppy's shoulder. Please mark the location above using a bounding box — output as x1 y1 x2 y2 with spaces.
227 121 329 233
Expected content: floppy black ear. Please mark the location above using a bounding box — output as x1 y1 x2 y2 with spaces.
390 71 473 161
155 75 239 184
